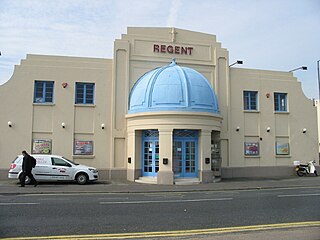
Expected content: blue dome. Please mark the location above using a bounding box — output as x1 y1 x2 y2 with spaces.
128 60 220 114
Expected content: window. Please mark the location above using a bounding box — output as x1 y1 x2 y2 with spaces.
243 91 258 110
274 93 287 112
75 83 95 104
51 157 71 167
34 81 54 103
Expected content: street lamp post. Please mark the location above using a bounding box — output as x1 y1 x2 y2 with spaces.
229 60 243 67
317 60 320 101
289 66 308 72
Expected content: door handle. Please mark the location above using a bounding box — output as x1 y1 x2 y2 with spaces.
52 167 57 169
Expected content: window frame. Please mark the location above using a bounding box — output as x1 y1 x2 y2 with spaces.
34 80 54 104
274 92 288 112
243 91 258 111
75 82 95 104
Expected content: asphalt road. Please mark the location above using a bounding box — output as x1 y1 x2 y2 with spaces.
0 186 320 239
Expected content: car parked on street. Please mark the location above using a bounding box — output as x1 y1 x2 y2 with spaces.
8 154 98 184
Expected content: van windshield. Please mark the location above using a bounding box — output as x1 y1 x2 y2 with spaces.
62 157 79 165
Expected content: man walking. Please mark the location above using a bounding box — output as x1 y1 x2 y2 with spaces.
19 150 37 187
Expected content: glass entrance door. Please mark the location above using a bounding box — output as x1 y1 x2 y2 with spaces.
173 130 198 178
142 130 159 177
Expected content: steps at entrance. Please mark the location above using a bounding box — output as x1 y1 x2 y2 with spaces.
135 177 157 184
135 177 201 185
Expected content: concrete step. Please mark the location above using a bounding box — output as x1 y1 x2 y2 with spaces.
135 177 157 184
135 177 202 185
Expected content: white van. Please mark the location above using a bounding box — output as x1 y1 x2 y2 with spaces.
8 155 98 185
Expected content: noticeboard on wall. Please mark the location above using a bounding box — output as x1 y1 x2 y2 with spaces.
276 142 290 155
74 140 93 155
244 142 259 156
32 139 52 154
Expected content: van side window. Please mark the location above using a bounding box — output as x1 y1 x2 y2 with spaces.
51 158 71 167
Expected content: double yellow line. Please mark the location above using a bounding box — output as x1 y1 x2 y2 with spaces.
2 221 320 240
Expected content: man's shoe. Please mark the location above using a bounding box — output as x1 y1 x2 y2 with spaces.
34 183 38 187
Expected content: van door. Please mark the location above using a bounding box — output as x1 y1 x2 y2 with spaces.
50 157 74 180
33 156 52 180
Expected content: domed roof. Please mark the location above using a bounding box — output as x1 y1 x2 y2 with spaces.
128 59 220 114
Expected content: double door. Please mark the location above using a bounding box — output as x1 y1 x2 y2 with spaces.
142 130 198 178
173 139 197 178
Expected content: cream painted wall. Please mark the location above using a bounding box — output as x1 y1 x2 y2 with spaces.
315 100 320 153
230 68 318 168
0 55 112 172
114 27 229 173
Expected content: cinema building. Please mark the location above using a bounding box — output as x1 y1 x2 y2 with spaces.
0 27 318 184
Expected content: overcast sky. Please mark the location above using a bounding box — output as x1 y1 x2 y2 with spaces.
0 0 319 99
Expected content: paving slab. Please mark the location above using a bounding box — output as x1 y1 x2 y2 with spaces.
0 176 319 195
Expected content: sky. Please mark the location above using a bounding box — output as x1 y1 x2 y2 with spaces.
0 0 320 99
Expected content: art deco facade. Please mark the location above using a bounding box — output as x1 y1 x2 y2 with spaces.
0 27 317 184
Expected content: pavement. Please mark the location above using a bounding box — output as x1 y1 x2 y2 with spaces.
0 176 320 195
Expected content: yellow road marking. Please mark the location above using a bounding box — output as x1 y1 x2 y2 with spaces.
2 221 320 240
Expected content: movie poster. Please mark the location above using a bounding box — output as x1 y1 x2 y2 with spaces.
244 142 259 156
74 140 93 155
32 139 52 154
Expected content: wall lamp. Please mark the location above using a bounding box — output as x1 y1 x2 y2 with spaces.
289 66 307 72
229 60 243 67
302 128 307 133
8 121 12 127
101 123 105 129
266 127 271 132
236 126 240 131
61 122 66 128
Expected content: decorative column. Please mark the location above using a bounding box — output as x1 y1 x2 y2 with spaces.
127 130 142 181
126 130 136 181
199 129 213 183
157 128 174 185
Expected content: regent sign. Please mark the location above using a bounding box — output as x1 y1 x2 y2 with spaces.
153 44 193 55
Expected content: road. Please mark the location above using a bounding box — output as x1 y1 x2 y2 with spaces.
0 186 319 239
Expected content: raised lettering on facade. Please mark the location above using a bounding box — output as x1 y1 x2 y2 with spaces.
153 44 193 55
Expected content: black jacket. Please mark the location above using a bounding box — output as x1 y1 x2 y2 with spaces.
22 154 33 172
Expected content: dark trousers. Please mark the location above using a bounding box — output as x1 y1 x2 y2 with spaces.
19 171 37 186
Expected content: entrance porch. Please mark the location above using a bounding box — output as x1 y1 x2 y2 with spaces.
126 111 222 185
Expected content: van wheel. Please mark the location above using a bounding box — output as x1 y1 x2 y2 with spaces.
76 173 88 185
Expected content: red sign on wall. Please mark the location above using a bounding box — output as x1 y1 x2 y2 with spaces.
153 44 193 55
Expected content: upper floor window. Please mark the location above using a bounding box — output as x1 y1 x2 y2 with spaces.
274 93 287 112
243 91 258 110
75 83 95 104
34 81 54 103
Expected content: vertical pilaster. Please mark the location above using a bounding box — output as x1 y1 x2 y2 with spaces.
199 129 213 183
157 128 174 185
127 129 142 181
127 130 136 181
111 40 130 173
